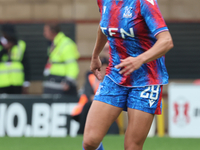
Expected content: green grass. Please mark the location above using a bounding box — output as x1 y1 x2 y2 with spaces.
0 136 199 150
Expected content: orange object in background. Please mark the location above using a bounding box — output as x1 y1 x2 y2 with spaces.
71 94 88 116
71 74 101 117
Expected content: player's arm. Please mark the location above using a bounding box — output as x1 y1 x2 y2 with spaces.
116 0 174 76
137 0 173 63
91 25 108 80
139 31 173 63
92 25 107 59
115 31 173 76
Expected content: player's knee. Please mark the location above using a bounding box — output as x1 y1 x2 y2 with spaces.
83 142 96 150
125 144 143 150
83 138 100 150
124 140 143 150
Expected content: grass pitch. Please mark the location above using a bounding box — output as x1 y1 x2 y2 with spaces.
0 135 199 150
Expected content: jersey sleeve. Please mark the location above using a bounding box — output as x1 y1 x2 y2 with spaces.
140 0 168 36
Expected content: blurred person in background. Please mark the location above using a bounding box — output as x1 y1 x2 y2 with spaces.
0 24 30 94
71 43 110 120
72 53 119 135
43 23 80 96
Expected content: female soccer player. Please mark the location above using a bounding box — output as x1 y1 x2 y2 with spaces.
83 0 173 150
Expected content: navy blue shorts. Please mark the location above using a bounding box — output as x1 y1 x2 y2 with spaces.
94 76 163 115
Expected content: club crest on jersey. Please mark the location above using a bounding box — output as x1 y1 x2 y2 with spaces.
123 6 132 18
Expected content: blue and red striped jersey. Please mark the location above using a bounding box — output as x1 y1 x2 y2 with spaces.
97 0 169 87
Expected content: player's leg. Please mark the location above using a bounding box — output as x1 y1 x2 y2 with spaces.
83 76 128 150
83 100 123 150
124 109 154 150
124 85 163 150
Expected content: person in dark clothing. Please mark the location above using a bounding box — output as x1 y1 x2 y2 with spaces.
0 24 30 94
71 54 119 134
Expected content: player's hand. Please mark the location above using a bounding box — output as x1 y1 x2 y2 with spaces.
115 56 143 76
90 56 102 80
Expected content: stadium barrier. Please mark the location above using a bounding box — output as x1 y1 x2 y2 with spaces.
0 94 174 138
0 94 79 137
